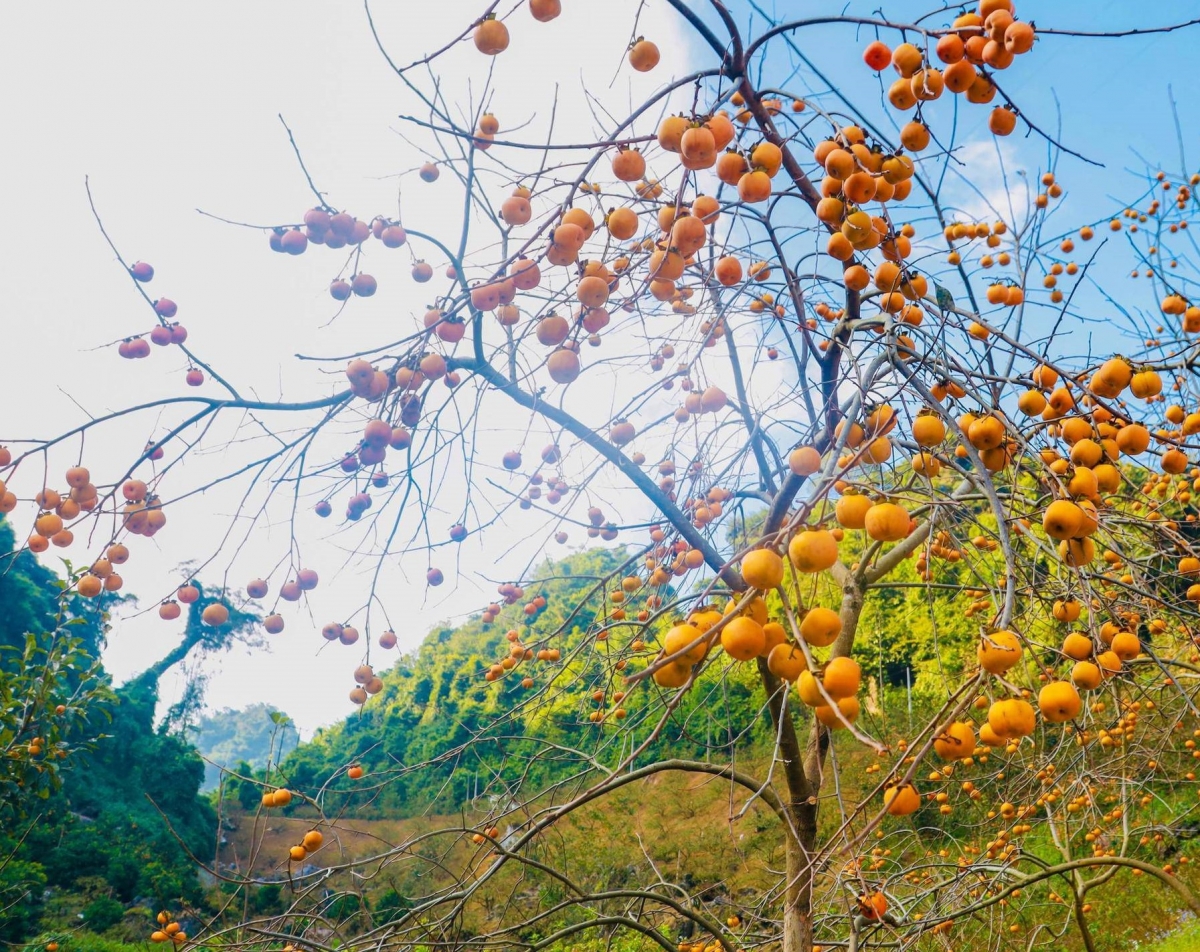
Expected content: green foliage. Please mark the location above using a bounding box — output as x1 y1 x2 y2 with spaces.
325 891 368 919
82 896 126 932
1142 919 1200 952
0 516 101 656
52 679 216 863
2 678 215 935
0 627 114 818
0 856 47 941
253 881 284 915
277 547 775 817
222 759 269 809
374 887 411 923
0 518 250 941
23 937 146 952
0 517 122 821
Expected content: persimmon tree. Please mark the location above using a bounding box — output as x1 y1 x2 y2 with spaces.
0 517 119 823
9 1 1200 951
0 616 112 821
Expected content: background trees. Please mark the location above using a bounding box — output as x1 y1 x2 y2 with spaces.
0 514 115 822
0 516 264 941
9 2 1200 951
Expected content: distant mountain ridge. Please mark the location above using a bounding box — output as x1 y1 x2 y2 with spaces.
190 702 300 790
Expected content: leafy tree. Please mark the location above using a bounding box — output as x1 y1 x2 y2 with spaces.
0 517 119 820
0 857 47 942
223 759 270 810
82 896 126 932
374 888 410 924
253 882 284 915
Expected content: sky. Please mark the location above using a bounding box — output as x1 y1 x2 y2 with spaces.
3 1 1200 738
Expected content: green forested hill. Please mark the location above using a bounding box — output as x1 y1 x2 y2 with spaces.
14 677 217 922
279 545 773 815
276 532 994 818
0 521 990 942
10 519 1188 952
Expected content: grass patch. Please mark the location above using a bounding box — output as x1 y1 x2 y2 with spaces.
1138 916 1200 952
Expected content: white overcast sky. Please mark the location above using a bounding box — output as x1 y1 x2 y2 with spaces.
3 2 1200 737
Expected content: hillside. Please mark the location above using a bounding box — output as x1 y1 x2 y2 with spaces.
11 533 1200 952
274 531 987 819
274 545 791 819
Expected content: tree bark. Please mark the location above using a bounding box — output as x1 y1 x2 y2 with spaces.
1073 893 1098 952
782 567 865 952
783 801 819 952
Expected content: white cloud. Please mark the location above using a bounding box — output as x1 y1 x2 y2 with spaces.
938 136 1029 227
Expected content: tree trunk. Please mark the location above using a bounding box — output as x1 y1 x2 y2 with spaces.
783 801 819 952
128 632 202 692
1072 887 1097 952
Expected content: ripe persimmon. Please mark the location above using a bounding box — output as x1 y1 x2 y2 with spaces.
721 616 766 661
862 40 891 71
767 643 806 681
822 656 860 698
738 170 772 203
788 446 822 475
529 0 560 21
1038 681 1081 723
664 623 706 665
741 549 785 590
201 603 230 626
934 721 975 760
978 630 1022 674
473 16 510 55
799 607 841 648
788 529 838 573
987 697 1035 739
816 696 860 729
864 502 909 542
628 38 659 72
884 783 920 816
611 148 645 182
